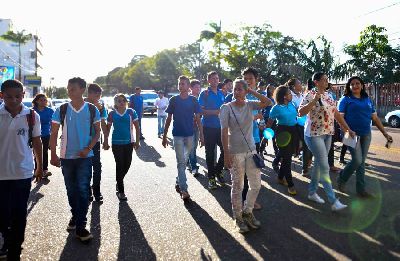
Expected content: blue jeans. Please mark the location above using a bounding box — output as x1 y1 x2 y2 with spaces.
304 135 337 204
61 157 92 229
339 133 371 193
157 115 167 135
188 128 199 171
173 136 193 192
0 178 31 259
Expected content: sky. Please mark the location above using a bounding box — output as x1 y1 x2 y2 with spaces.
1 0 400 87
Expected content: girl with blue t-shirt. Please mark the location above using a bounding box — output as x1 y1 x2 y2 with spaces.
267 86 299 196
103 94 140 201
32 93 54 178
337 76 393 198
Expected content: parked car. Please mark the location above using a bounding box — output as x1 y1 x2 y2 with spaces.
141 91 158 115
385 110 400 128
22 98 34 108
51 98 70 108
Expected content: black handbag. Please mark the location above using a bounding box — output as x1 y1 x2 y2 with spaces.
229 105 265 169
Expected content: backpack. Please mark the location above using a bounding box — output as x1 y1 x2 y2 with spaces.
59 102 97 134
26 109 35 148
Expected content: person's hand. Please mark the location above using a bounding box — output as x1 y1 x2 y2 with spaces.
384 133 393 142
313 92 321 104
78 147 91 158
50 155 61 168
224 153 233 169
103 141 110 150
348 129 356 139
254 113 263 120
199 135 204 148
162 135 168 148
34 168 43 183
133 141 140 150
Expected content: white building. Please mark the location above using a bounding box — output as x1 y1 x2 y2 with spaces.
0 18 41 97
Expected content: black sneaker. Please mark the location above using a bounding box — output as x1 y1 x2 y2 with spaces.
208 178 217 190
75 228 93 242
216 172 225 185
67 218 76 231
192 168 200 178
175 184 181 194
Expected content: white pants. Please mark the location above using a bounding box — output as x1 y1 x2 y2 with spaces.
230 151 261 218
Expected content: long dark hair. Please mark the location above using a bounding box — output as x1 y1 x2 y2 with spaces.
32 93 47 108
273 85 289 105
344 76 369 98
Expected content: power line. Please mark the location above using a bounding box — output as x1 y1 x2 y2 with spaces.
0 48 35 73
358 1 400 17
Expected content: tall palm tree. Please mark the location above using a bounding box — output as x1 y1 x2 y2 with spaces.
1 30 32 81
200 21 222 70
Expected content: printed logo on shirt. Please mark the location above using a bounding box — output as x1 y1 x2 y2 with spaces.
17 128 26 136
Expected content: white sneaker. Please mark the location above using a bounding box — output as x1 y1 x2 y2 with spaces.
308 193 325 204
331 199 347 211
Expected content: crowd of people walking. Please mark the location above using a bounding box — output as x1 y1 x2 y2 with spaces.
0 67 394 259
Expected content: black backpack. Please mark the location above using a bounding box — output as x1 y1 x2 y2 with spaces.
59 102 97 134
26 109 35 148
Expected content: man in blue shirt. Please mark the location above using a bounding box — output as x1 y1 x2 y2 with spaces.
162 75 204 200
198 71 226 189
129 87 144 139
85 83 108 202
50 77 101 243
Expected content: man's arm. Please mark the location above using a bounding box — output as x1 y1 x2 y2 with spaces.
162 114 173 148
32 136 43 182
195 114 204 147
50 122 61 167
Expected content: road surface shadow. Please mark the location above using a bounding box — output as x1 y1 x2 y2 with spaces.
136 140 166 167
27 179 49 215
117 201 156 261
184 200 255 260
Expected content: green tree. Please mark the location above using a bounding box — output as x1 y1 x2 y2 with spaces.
1 30 32 81
342 25 400 83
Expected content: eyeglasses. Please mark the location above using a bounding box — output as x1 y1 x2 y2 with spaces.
116 99 126 103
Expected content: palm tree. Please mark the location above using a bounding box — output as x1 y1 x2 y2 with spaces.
1 30 32 81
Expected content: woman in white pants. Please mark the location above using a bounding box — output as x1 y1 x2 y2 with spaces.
220 79 272 233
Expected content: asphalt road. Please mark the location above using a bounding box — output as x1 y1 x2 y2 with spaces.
17 116 400 260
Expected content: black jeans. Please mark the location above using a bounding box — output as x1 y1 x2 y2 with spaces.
328 142 335 167
276 125 298 187
90 142 102 197
34 135 50 171
298 125 312 171
203 127 224 179
0 178 31 260
340 144 348 162
112 143 134 193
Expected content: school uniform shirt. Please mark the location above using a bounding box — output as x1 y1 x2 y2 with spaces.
107 108 138 145
155 97 169 117
198 88 225 128
300 90 337 137
337 95 375 136
0 105 41 180
34 106 54 137
52 102 100 159
269 102 298 126
165 95 201 137
246 91 266 144
130 94 143 116
291 91 304 109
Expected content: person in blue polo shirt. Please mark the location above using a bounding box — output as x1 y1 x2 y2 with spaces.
50 77 101 243
199 71 226 189
337 76 392 198
129 87 144 139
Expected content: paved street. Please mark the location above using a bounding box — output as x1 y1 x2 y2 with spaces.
19 116 400 260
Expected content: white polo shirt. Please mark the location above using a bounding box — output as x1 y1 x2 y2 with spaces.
0 105 41 180
291 90 304 110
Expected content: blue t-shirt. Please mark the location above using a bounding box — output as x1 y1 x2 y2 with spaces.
129 94 143 116
165 95 201 137
108 109 138 145
269 102 298 126
34 106 54 137
52 102 101 159
198 88 225 128
224 93 233 103
246 92 266 143
337 95 375 136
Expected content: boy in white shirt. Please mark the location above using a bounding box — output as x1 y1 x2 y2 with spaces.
155 90 169 138
0 79 43 260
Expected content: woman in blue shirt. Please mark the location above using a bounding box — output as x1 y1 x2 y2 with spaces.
103 94 140 201
267 86 299 196
32 93 54 178
337 76 393 198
